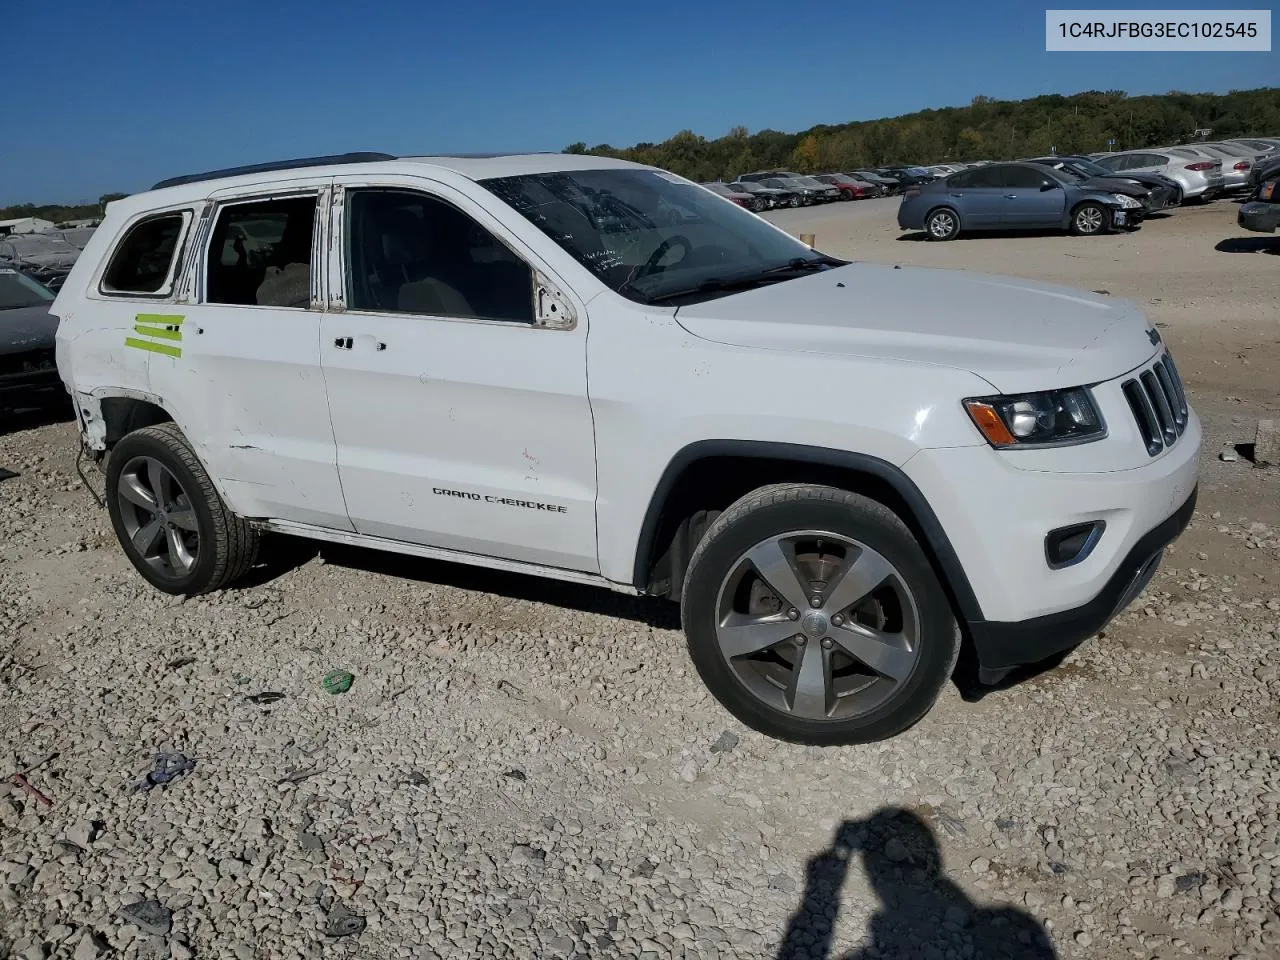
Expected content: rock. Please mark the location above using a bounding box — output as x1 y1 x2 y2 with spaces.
117 900 172 936
73 933 104 960
171 943 194 960
970 857 990 875
1255 419 1279 466
510 845 545 866
1075 930 1093 947
1156 875 1177 898
66 821 98 848
1222 888 1244 911
709 731 739 754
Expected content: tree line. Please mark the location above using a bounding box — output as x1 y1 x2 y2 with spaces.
564 87 1280 181
0 194 128 225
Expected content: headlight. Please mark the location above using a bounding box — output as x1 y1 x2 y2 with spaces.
1112 194 1143 209
964 388 1105 448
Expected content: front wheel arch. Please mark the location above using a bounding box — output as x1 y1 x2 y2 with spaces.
630 440 984 627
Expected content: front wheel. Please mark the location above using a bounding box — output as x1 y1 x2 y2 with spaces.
788 196 800 208
681 484 960 745
1071 202 1109 235
106 423 260 595
925 207 960 241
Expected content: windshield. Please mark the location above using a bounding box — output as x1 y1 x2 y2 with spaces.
483 168 833 304
1066 157 1112 177
795 177 827 188
0 271 55 309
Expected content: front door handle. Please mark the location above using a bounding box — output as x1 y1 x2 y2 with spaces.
1004 194 1018 199
949 193 964 199
333 337 353 350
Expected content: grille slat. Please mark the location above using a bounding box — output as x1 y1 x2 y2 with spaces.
1141 370 1177 444
1125 351 1189 457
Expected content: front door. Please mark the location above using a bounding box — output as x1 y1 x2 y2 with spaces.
148 182 353 530
319 179 599 572
997 167 1067 227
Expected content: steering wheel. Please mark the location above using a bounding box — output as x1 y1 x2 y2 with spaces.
636 235 692 279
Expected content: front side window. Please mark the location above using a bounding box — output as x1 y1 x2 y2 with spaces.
205 196 317 308
102 213 188 295
483 168 833 305
1005 166 1054 188
346 189 534 324
0 270 55 309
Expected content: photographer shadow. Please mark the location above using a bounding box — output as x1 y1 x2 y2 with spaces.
776 808 1056 960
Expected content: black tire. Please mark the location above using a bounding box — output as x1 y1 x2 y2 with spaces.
1070 202 1110 236
924 207 960 241
788 196 800 208
681 484 960 745
106 423 260 595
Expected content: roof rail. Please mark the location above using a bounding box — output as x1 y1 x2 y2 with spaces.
151 152 397 190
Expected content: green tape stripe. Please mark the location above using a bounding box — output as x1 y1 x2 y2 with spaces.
124 337 182 358
135 313 185 326
134 324 182 341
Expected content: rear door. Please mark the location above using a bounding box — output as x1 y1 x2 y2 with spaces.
946 168 1004 226
148 179 353 530
319 175 599 571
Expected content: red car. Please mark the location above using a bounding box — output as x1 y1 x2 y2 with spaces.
814 173 878 200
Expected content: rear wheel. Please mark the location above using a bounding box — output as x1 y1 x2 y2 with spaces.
681 484 959 745
924 207 960 241
106 423 260 595
788 196 800 208
1071 202 1109 235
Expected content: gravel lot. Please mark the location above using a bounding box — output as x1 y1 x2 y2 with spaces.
2 198 1278 960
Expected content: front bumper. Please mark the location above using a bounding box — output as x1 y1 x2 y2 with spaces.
1239 201 1280 233
0 348 61 399
904 387 1200 676
969 487 1195 680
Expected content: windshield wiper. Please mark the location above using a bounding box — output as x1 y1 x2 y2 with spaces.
643 259 844 303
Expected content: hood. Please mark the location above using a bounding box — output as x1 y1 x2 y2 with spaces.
1077 176 1150 198
0 304 58 357
673 263 1158 394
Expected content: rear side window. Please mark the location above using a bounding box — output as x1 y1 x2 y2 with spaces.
101 213 189 296
205 195 318 308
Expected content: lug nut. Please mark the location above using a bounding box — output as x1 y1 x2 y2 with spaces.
787 608 799 621
809 595 823 608
821 637 834 650
831 614 844 627
796 636 807 646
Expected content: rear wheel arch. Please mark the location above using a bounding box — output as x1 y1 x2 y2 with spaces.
631 440 983 625
99 395 174 447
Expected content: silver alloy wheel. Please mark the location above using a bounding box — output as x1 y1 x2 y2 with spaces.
928 211 956 238
1076 206 1104 233
116 456 200 577
714 531 921 721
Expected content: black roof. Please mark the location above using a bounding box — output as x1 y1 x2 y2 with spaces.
151 152 397 190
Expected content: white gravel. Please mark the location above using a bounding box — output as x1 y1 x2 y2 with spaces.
2 201 1279 959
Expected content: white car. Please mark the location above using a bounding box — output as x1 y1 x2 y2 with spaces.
52 151 1200 744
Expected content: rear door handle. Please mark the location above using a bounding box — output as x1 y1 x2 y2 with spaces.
1004 194 1018 199
949 193 964 199
333 337 353 350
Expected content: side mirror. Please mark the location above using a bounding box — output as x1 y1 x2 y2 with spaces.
1040 181 1058 191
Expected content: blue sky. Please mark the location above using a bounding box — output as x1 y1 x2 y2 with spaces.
4 0 1276 204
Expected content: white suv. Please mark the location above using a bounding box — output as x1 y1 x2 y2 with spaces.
53 152 1200 744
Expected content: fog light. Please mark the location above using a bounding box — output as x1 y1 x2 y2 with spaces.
1045 521 1105 569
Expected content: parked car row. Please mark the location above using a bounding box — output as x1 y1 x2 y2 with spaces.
891 136 1278 241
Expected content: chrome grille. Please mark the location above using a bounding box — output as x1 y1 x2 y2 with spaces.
1124 352 1188 456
